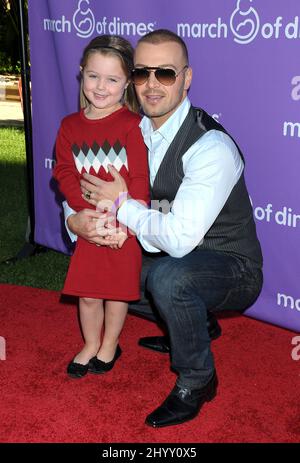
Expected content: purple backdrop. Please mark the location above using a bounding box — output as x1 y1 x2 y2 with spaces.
28 0 300 332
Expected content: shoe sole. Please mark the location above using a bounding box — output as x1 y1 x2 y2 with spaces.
145 411 199 428
88 369 111 375
138 343 170 354
67 372 88 379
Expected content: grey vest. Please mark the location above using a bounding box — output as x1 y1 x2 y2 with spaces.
151 106 263 268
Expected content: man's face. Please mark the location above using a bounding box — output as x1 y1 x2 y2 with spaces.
133 41 192 128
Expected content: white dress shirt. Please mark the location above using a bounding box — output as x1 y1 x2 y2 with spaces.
117 97 244 257
64 97 244 258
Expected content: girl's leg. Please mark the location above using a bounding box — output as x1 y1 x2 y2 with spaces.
73 297 104 365
96 300 128 362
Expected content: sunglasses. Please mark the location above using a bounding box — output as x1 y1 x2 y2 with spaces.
131 65 188 86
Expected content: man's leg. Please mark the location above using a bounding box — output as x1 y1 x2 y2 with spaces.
144 249 262 427
128 252 222 348
138 311 221 353
128 253 162 322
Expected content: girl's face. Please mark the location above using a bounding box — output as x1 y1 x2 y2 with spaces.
82 52 128 117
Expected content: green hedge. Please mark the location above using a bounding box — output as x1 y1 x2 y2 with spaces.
0 127 69 291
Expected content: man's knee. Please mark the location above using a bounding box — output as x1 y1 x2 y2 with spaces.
146 258 187 301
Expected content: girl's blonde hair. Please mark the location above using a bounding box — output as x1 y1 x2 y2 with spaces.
79 35 139 113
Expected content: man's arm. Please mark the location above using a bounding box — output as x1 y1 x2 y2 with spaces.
64 202 119 246
80 132 243 257
119 133 243 257
63 201 78 242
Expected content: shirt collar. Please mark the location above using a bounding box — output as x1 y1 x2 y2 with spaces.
139 97 191 148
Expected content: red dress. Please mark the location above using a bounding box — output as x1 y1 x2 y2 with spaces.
54 106 149 300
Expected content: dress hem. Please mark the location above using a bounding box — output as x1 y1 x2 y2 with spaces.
62 289 141 301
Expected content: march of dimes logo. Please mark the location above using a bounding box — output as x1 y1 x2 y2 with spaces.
43 0 300 43
230 0 260 44
43 0 155 37
73 0 95 38
177 0 300 44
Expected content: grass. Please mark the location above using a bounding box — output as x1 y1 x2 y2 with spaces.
0 127 70 291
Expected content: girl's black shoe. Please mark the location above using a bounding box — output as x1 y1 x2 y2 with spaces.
88 345 122 374
67 359 90 379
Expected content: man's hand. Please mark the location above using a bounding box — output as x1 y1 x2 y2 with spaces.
67 209 113 246
80 165 129 208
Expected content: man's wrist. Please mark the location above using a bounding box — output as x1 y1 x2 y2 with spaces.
112 192 130 214
67 213 77 234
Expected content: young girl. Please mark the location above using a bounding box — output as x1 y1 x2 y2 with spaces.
54 35 149 379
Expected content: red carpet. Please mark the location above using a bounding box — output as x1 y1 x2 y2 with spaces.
0 283 299 443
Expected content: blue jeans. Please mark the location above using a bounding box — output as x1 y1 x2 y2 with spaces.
129 249 263 389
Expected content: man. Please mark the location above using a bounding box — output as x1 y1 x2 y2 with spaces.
66 30 263 428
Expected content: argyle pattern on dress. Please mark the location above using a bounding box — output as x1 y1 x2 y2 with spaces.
72 139 128 174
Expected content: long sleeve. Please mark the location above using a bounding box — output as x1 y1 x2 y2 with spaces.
126 124 150 206
54 120 93 212
58 108 150 241
117 131 244 257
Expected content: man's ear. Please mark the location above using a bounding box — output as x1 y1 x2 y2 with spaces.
184 67 192 91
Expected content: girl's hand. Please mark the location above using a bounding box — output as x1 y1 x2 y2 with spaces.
105 230 128 249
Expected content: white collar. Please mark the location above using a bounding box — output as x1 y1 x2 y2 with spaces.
139 97 191 147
